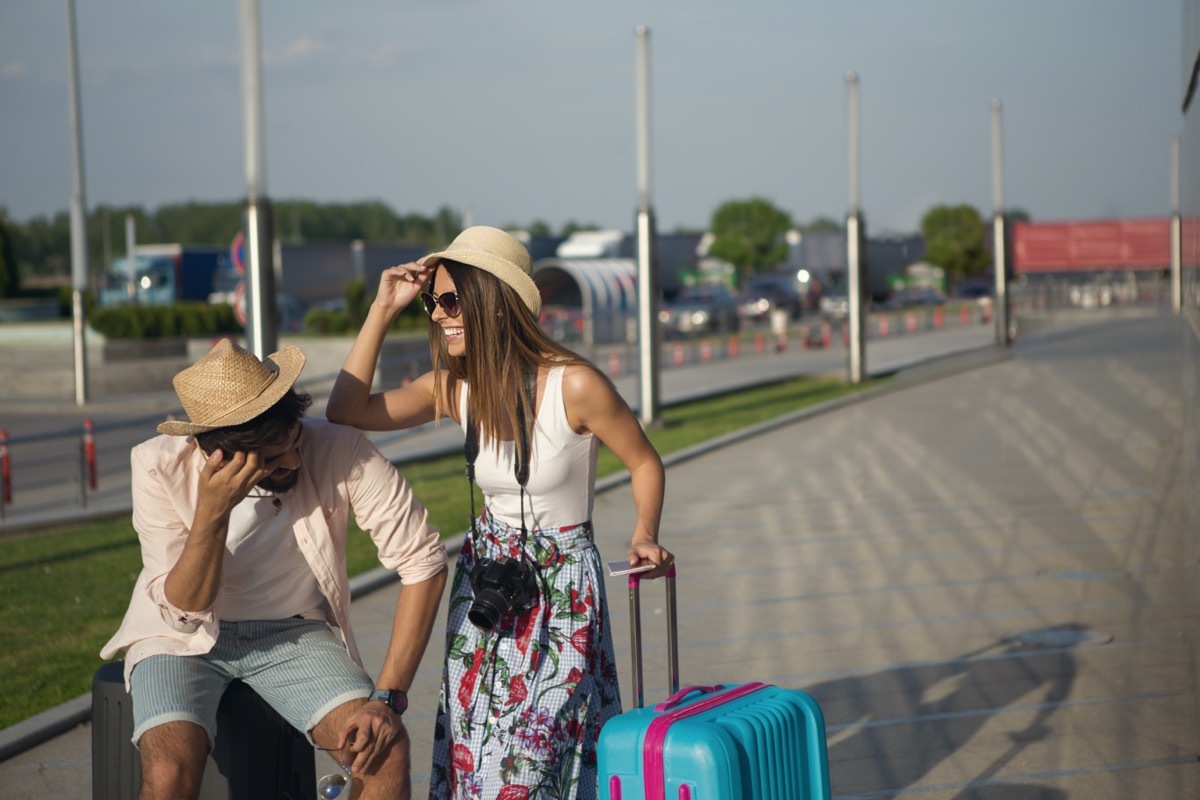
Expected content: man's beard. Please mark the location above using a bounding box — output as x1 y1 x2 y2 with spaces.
258 469 300 494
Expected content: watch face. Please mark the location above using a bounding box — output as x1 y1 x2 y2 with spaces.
387 690 408 715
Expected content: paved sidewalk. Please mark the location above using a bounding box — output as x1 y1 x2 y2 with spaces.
4 313 1198 799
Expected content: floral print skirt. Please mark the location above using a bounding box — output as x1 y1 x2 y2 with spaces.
428 508 622 799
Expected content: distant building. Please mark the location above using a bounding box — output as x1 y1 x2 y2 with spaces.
553 229 700 297
1012 218 1170 277
789 230 925 301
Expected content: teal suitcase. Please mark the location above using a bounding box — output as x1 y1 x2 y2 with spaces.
596 568 831 800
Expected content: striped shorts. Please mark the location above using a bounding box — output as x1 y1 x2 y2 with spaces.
129 618 373 747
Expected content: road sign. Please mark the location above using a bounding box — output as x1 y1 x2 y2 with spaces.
233 279 247 327
231 231 246 276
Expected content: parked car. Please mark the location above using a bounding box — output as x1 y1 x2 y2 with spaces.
738 274 804 322
658 285 741 338
819 293 849 321
953 279 994 308
884 286 946 310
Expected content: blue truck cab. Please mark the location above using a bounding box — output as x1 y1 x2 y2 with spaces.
99 245 229 307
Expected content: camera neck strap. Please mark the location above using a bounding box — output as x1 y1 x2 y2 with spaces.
464 366 537 544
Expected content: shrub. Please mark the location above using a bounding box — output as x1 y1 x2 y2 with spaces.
89 302 240 340
303 307 349 334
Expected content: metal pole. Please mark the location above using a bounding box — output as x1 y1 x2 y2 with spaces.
1171 135 1183 314
991 99 1011 345
628 577 644 708
634 26 661 425
65 0 90 405
845 72 866 384
238 0 277 357
125 213 137 304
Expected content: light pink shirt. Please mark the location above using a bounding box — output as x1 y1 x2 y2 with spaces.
100 418 447 688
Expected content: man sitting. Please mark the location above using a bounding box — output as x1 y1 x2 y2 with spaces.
101 339 448 800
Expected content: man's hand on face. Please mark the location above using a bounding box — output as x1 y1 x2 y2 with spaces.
197 449 270 519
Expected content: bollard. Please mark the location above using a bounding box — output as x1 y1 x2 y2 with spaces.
0 429 10 517
754 332 765 354
879 316 890 337
905 312 917 333
960 305 970 326
609 351 621 376
728 334 739 358
934 307 944 330
673 343 684 367
78 439 88 509
822 322 832 349
83 418 97 490
700 340 712 362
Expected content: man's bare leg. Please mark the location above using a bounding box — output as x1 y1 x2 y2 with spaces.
137 720 209 800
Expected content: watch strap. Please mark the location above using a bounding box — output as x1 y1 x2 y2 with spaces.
368 688 407 715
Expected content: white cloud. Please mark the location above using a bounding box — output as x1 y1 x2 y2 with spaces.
2 62 26 79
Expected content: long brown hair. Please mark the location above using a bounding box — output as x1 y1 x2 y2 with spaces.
427 260 586 447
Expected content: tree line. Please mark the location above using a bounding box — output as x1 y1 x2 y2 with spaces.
0 200 473 297
0 196 1025 301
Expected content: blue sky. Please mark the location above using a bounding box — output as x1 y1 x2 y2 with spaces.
0 1 1184 236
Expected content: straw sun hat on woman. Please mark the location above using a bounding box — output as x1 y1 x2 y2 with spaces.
422 226 542 315
156 338 306 436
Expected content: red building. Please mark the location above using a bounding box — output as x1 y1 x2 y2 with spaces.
1012 218 1171 274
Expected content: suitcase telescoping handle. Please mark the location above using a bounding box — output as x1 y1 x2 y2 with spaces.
628 563 680 709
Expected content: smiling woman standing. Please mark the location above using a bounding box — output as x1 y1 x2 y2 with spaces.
326 226 673 799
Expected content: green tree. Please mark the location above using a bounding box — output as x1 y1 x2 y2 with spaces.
802 216 843 234
560 220 600 237
430 205 463 248
0 208 19 298
707 197 793 282
919 204 990 280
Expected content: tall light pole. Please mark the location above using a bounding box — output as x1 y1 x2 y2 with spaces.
990 98 1012 346
845 72 867 384
238 0 277 358
634 26 661 426
125 213 138 304
1171 135 1183 314
65 0 90 405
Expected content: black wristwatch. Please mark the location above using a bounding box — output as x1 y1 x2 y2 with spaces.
368 688 408 716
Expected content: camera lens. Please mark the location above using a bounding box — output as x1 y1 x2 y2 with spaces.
467 590 506 630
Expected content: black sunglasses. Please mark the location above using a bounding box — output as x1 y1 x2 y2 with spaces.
420 290 461 318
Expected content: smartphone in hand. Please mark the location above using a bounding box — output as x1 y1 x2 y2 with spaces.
607 560 655 577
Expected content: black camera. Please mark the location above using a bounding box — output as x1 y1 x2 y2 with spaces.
467 556 539 630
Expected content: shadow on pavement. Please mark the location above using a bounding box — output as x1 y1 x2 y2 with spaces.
813 625 1088 798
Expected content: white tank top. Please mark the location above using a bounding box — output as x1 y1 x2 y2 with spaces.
459 365 598 530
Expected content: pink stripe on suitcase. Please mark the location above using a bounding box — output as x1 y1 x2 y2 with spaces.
644 683 768 799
